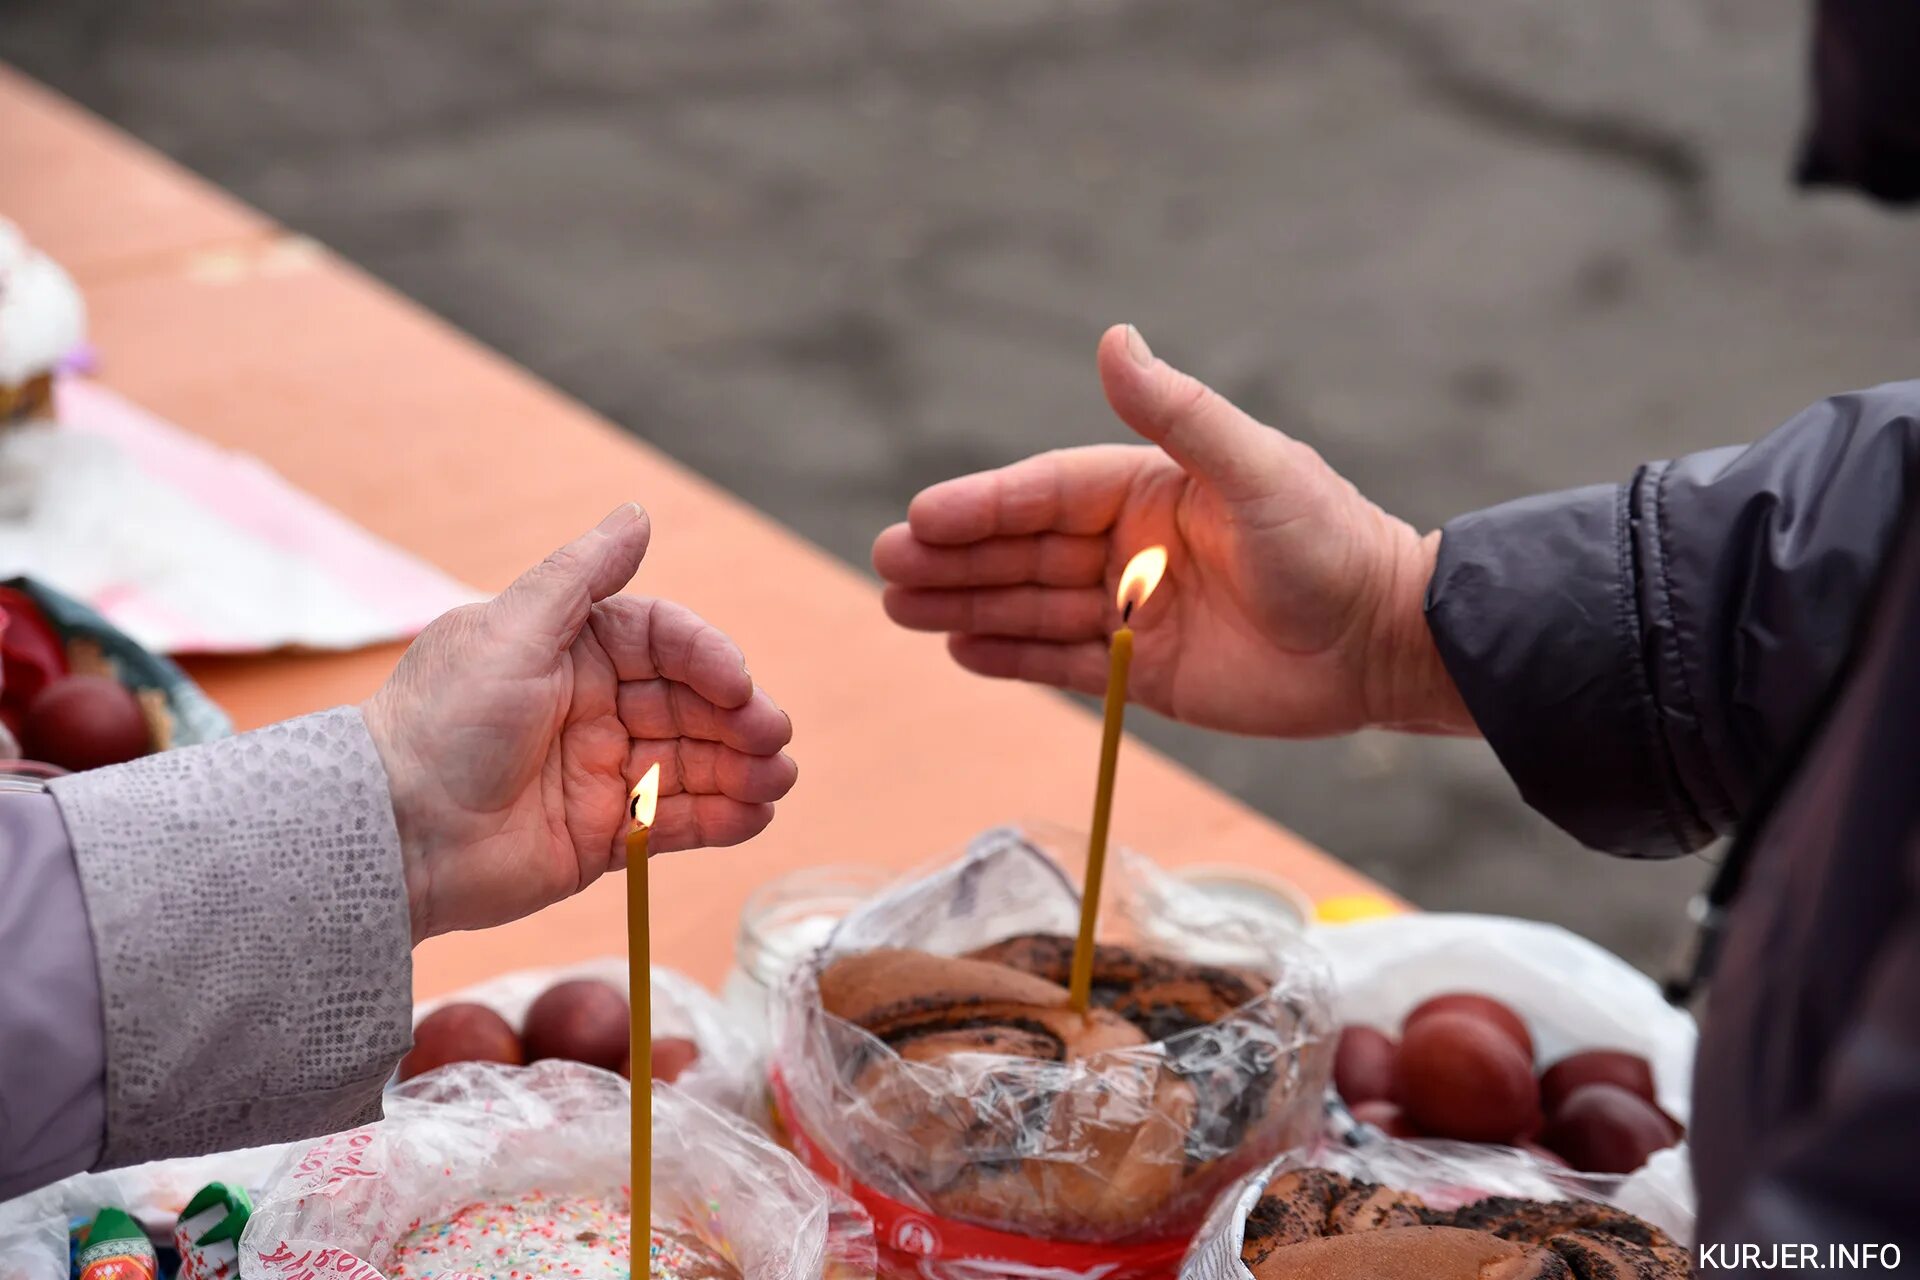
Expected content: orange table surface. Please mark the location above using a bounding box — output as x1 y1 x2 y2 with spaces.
2 67 1395 1000
0 65 272 284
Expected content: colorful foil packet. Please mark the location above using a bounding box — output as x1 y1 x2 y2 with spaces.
72 1208 157 1280
173 1184 251 1280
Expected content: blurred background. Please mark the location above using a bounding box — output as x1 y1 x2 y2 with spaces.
7 0 1916 973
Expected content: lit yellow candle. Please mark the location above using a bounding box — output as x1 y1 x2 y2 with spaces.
626 763 660 1239
1069 546 1168 1014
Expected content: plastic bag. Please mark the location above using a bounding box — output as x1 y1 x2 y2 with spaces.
242 1061 874 1280
1312 913 1697 1126
1180 1134 1696 1280
0 1142 291 1280
414 961 765 1124
772 827 1334 1279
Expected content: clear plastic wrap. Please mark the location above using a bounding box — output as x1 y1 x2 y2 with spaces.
1312 914 1696 1230
414 961 765 1124
1312 913 1698 1125
1314 912 1697 1205
242 1061 875 1280
1180 1135 1696 1280
772 828 1334 1279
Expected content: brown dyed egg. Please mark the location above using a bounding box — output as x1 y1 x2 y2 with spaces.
400 1003 524 1080
1349 1099 1421 1138
1543 1082 1675 1174
22 676 150 772
1540 1049 1659 1114
620 1037 700 1082
1397 1011 1541 1142
523 979 631 1072
1333 1025 1399 1104
1403 992 1535 1061
652 1037 701 1083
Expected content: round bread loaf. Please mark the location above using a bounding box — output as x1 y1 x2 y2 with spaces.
962 933 1291 1164
1240 1169 1687 1280
817 946 1196 1236
962 933 1264 1040
1252 1226 1570 1280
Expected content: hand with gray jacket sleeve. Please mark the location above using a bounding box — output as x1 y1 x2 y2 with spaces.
1426 380 1920 857
0 505 797 1198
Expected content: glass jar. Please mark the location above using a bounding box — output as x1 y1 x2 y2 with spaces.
721 864 893 1046
1135 863 1314 967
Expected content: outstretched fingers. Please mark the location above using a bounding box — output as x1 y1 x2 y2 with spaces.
636 795 777 857
627 738 798 806
903 446 1151 546
610 739 793 862
945 635 1111 696
883 584 1108 641
589 595 755 709
873 526 1109 589
617 681 793 755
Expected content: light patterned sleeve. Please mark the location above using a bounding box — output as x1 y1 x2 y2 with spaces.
47 706 413 1170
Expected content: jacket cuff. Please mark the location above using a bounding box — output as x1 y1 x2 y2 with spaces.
48 707 412 1169
0 792 107 1199
1425 482 1712 858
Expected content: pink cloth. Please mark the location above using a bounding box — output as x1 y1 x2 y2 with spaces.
30 379 476 654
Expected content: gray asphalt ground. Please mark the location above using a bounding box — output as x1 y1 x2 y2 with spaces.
7 0 1916 973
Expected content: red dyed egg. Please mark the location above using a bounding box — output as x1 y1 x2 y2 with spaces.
1403 992 1535 1061
650 1037 701 1083
1539 1049 1659 1114
1543 1082 1675 1174
1333 1025 1399 1105
523 979 631 1072
22 676 150 772
1397 1011 1541 1143
400 1003 524 1080
1349 1099 1421 1139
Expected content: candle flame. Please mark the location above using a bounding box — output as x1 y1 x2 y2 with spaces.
1116 545 1169 617
629 763 661 830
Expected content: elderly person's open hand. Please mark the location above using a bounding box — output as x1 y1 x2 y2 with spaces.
363 503 796 941
874 325 1472 739
0 500 798 1195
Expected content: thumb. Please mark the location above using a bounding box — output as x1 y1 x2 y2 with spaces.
1097 324 1284 502
498 503 652 632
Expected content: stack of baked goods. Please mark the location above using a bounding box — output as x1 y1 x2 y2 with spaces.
1236 1168 1688 1279
774 832 1332 1274
1178 1135 1693 1280
0 217 84 425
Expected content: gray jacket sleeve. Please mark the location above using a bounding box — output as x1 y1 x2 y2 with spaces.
4 706 415 1187
0 793 107 1201
1425 380 1920 857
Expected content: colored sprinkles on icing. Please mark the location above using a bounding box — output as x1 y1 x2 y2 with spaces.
383 1191 734 1279
646 1229 707 1277
385 1192 633 1279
